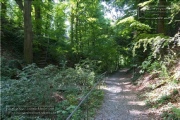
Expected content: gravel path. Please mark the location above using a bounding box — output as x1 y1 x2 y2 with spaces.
94 69 152 120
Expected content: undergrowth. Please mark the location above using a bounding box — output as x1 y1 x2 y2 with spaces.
133 32 180 119
162 107 180 120
1 60 105 119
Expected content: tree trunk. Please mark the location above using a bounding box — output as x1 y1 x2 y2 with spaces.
34 0 41 36
91 24 95 46
75 1 79 53
79 25 83 52
157 0 166 34
24 0 33 64
70 8 74 47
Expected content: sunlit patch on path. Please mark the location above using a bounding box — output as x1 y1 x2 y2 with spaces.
94 69 152 120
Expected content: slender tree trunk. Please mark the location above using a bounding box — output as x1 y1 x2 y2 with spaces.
45 0 52 36
24 0 33 64
69 6 75 64
79 25 83 51
73 1 81 61
91 24 95 46
75 1 79 53
34 0 41 36
70 8 74 47
75 19 78 52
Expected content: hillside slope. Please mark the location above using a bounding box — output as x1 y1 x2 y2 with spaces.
135 59 180 119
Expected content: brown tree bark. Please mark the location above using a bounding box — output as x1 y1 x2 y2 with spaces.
157 0 166 34
24 0 33 64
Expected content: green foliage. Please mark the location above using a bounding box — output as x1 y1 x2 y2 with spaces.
56 100 79 119
116 17 151 40
172 89 179 95
172 107 180 118
2 0 180 119
1 20 24 55
147 61 161 72
53 64 95 90
52 62 104 119
157 95 171 105
88 38 120 72
169 1 180 23
1 64 58 108
1 57 21 79
140 58 169 76
138 0 154 7
1 61 104 119
162 107 180 120
133 32 180 78
133 33 169 57
114 16 151 67
160 64 169 78
56 89 104 120
76 59 99 72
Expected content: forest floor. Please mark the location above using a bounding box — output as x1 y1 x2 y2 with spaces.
94 69 159 120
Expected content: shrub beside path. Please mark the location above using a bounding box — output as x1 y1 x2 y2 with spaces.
95 69 157 120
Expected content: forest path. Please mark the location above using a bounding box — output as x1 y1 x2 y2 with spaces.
94 69 152 120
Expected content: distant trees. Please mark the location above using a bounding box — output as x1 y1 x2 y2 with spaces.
67 0 119 71
1 0 119 71
2 0 179 71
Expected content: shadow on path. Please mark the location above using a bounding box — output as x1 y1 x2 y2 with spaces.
94 69 151 120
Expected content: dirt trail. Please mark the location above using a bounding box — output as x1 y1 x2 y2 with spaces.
95 69 154 120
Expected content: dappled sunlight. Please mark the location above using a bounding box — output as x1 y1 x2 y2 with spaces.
108 78 117 80
128 101 146 106
123 89 131 92
2 0 179 119
119 69 130 72
104 80 120 85
123 82 131 85
119 78 126 80
102 87 122 94
129 109 145 115
95 70 151 119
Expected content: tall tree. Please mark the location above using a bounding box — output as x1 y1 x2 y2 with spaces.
15 0 33 63
24 0 33 63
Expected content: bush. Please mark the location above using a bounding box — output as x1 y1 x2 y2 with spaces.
1 64 59 118
1 62 103 119
134 33 180 77
0 57 21 80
